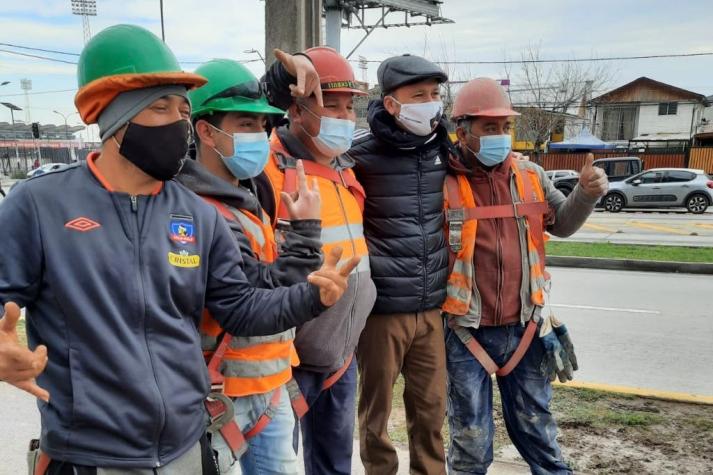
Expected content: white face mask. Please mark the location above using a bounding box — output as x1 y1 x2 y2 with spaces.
391 98 443 136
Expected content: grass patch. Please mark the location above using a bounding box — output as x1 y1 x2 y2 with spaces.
561 406 664 428
546 241 713 263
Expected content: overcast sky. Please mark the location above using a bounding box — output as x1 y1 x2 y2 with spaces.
1 0 711 129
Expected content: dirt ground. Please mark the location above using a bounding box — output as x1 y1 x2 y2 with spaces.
382 379 713 474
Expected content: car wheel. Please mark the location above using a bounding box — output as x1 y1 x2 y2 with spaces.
603 193 624 212
686 193 709 214
556 185 573 197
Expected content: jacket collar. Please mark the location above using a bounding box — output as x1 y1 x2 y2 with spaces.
86 151 163 195
367 98 450 151
175 158 261 215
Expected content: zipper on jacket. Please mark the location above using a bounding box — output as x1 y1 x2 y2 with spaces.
333 176 359 361
131 195 166 467
417 156 428 310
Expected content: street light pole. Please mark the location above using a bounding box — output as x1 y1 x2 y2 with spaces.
160 0 165 41
53 110 78 140
1 102 23 162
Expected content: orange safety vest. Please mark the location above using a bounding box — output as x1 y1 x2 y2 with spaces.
264 132 369 274
442 161 549 321
442 160 550 377
199 196 299 398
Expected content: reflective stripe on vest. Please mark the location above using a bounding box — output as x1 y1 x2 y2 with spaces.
199 195 296 397
265 133 369 274
442 161 548 318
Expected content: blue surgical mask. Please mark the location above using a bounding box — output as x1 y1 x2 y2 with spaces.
211 125 270 180
467 133 512 167
300 105 355 156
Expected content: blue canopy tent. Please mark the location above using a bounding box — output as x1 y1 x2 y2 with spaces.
548 128 616 150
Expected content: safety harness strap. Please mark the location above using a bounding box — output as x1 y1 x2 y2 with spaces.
452 319 538 377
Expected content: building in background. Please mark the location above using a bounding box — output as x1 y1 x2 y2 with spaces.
589 77 708 151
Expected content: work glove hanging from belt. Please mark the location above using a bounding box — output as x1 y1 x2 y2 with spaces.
538 313 578 383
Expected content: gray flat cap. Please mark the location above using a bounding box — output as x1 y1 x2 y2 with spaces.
377 54 448 95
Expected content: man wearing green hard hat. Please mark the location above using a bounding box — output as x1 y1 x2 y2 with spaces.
0 24 358 474
176 58 323 474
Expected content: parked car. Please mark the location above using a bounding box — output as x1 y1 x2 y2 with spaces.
27 163 68 178
554 156 642 196
601 168 713 214
546 169 579 181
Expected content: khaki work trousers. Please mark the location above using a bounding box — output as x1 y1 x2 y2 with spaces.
357 309 447 475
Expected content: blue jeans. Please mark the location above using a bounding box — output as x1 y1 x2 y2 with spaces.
292 358 357 475
445 324 571 475
212 385 299 475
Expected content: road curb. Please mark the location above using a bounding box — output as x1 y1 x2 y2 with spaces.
554 380 713 406
546 255 713 275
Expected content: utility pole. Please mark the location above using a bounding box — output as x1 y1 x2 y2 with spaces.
264 0 322 67
324 0 342 52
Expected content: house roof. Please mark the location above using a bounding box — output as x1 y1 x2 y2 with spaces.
590 77 706 104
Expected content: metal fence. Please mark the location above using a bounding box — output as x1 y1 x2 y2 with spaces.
535 151 700 172
0 142 97 177
689 147 713 173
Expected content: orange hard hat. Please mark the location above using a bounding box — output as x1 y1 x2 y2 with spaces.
304 47 367 96
451 77 520 121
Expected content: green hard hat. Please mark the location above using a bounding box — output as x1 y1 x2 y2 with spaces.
75 24 205 124
189 59 285 120
78 24 194 87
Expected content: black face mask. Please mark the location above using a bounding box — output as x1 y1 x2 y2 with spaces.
117 120 191 181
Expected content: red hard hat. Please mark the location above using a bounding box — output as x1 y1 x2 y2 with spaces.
451 77 520 121
304 47 367 96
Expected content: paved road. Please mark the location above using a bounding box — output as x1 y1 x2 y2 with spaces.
547 267 713 396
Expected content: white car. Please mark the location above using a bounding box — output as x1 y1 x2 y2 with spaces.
545 169 579 181
27 163 68 178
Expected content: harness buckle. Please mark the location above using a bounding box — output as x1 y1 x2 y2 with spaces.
446 208 465 252
512 201 522 219
206 392 235 434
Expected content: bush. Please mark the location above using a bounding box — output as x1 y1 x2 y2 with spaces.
10 170 27 180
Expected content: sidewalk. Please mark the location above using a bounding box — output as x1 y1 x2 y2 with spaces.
548 231 713 247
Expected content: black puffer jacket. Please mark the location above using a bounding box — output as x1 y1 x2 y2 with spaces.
347 99 450 314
